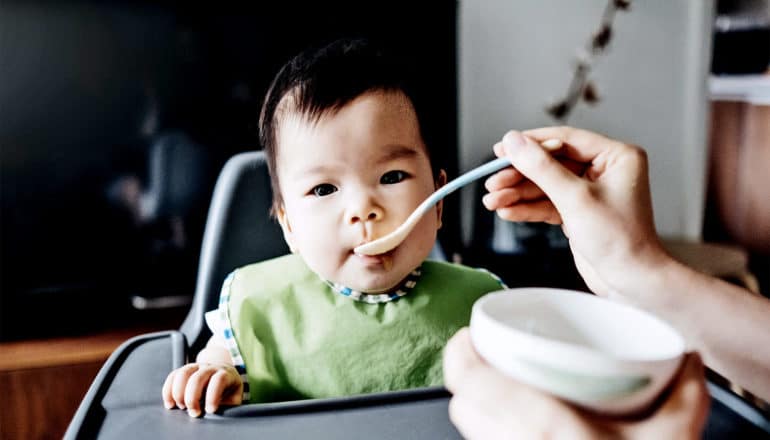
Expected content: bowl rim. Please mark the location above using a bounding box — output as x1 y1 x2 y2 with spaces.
471 287 687 364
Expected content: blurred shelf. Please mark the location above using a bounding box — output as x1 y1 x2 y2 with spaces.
710 74 770 105
0 322 177 440
0 325 167 371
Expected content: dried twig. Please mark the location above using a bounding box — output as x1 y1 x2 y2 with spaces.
546 0 632 121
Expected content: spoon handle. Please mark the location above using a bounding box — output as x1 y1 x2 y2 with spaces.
356 139 561 255
355 157 516 255
420 157 511 210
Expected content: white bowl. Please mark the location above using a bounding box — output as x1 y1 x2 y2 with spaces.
469 288 686 415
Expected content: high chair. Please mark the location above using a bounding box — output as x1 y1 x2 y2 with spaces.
64 151 456 439
65 152 769 439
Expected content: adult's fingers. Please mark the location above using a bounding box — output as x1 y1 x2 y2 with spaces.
443 328 591 439
631 352 709 439
482 182 546 209
444 328 551 416
523 126 619 163
484 155 588 208
443 328 480 393
449 394 514 440
499 131 585 212
485 166 527 192
661 353 708 411
487 145 587 192
495 199 562 224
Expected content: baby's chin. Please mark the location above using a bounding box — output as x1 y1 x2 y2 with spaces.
335 268 413 295
305 252 423 294
341 278 403 295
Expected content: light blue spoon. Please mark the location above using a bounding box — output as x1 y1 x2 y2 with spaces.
355 138 562 255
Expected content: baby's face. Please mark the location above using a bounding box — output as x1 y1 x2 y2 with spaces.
275 91 442 293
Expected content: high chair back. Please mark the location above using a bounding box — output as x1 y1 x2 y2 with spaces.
180 151 288 354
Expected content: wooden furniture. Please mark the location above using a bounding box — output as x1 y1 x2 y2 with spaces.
707 98 770 254
0 323 179 440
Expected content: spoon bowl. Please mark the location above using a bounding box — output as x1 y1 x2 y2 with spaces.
354 138 562 256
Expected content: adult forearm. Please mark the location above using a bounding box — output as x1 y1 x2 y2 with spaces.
638 258 770 402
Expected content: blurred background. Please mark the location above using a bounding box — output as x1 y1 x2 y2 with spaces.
1 0 769 438
458 0 769 300
0 1 462 340
1 0 768 341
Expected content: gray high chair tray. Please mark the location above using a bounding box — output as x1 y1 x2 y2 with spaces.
65 152 770 439
65 331 460 440
64 329 770 439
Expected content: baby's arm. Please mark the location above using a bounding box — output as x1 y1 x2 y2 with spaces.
161 336 244 417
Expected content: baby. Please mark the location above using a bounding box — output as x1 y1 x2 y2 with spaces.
162 38 506 417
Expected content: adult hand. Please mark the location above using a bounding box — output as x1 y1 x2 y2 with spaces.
483 126 668 303
443 328 710 440
483 126 770 403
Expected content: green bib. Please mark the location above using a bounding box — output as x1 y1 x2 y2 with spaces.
224 254 504 403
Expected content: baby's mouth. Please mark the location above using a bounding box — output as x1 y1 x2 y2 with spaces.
353 247 393 258
352 247 396 270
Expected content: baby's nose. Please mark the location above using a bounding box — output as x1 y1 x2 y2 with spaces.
349 203 384 225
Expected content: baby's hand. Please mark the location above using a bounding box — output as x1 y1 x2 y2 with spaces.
162 362 244 417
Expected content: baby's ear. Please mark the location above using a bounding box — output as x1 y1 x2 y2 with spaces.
435 169 447 189
435 169 447 229
275 206 299 253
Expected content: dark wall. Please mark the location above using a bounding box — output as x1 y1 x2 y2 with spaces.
0 1 459 340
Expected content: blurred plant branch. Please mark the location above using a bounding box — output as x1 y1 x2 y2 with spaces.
546 0 632 121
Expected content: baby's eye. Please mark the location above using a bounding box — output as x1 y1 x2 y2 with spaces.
311 184 338 197
380 170 409 185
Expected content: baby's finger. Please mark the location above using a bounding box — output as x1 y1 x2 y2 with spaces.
184 367 217 417
171 364 199 410
204 369 237 413
204 371 226 414
496 199 561 224
162 371 177 409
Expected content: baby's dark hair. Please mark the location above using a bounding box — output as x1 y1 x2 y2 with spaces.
258 38 439 214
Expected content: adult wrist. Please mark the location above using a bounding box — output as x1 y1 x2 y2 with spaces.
622 250 703 328
604 240 680 310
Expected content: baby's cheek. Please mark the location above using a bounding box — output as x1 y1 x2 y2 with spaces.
303 245 335 271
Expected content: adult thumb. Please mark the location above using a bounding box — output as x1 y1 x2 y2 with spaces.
501 130 584 210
